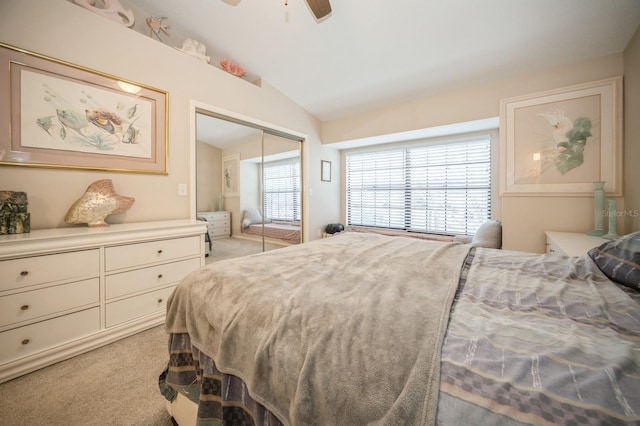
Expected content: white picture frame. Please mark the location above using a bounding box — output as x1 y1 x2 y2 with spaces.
500 77 622 196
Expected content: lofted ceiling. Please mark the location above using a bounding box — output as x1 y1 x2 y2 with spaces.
126 0 640 123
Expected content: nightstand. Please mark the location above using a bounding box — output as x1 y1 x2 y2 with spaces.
545 231 608 257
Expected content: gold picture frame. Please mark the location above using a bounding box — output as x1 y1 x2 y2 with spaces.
0 43 168 174
500 77 622 196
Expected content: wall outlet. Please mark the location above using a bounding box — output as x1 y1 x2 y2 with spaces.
178 183 187 196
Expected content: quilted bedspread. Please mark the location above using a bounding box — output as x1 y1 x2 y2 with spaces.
438 248 640 425
160 234 640 425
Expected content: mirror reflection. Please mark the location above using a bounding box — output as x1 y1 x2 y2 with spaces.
195 111 303 264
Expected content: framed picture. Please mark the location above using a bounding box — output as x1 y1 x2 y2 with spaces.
321 160 331 182
0 43 168 174
500 77 622 196
222 154 239 196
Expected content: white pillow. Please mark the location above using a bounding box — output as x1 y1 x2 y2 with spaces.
242 208 262 227
470 220 502 249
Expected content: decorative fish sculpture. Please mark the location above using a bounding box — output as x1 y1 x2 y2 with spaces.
64 179 135 227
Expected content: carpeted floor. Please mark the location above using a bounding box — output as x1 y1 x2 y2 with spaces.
0 325 172 426
206 236 286 264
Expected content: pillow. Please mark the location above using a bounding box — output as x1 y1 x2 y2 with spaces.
242 208 262 228
588 231 640 290
470 220 502 249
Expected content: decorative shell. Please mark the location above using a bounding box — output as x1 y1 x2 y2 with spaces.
64 179 134 227
179 38 210 63
72 0 135 28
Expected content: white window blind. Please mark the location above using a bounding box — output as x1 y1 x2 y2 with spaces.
263 158 301 222
346 136 491 235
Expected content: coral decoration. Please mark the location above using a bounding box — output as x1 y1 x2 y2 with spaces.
220 59 246 78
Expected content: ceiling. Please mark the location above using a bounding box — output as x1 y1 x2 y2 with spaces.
126 0 640 123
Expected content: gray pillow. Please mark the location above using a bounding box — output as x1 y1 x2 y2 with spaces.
588 231 640 290
470 220 502 249
242 208 262 227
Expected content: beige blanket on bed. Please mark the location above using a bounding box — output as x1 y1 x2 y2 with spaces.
166 232 471 425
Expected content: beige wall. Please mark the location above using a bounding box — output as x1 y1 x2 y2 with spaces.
324 52 630 252
0 0 337 242
195 142 222 213
624 26 640 232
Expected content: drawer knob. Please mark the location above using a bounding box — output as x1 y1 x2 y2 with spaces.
20 270 29 276
20 305 29 311
157 298 163 304
157 274 163 279
157 249 163 254
21 339 30 345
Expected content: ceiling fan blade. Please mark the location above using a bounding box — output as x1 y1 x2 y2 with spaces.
306 0 331 19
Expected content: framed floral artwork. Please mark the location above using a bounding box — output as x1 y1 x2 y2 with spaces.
0 43 168 174
500 77 622 196
222 154 239 196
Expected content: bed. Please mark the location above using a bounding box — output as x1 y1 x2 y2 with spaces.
241 221 301 245
159 230 640 425
240 208 301 245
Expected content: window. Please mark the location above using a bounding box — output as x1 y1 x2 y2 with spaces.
346 135 491 235
263 158 301 222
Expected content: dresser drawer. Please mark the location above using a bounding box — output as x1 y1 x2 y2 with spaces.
105 236 201 271
208 218 229 227
0 250 99 292
208 228 230 238
106 258 200 300
545 238 562 255
199 212 229 222
0 278 99 328
106 286 175 327
0 308 100 364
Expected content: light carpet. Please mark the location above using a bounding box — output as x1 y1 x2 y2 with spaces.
206 237 286 264
0 325 172 426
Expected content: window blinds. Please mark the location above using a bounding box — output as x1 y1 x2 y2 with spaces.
346 136 491 235
263 158 301 222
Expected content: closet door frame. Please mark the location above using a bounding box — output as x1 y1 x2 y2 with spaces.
189 100 306 247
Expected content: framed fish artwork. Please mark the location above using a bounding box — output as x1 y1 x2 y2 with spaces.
0 42 168 174
499 77 622 196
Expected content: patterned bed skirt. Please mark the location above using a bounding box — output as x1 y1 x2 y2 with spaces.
159 333 283 426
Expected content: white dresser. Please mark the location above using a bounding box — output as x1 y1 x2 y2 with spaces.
0 220 206 383
545 231 608 257
197 211 231 239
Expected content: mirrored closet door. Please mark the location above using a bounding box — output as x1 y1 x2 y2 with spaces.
195 110 303 262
